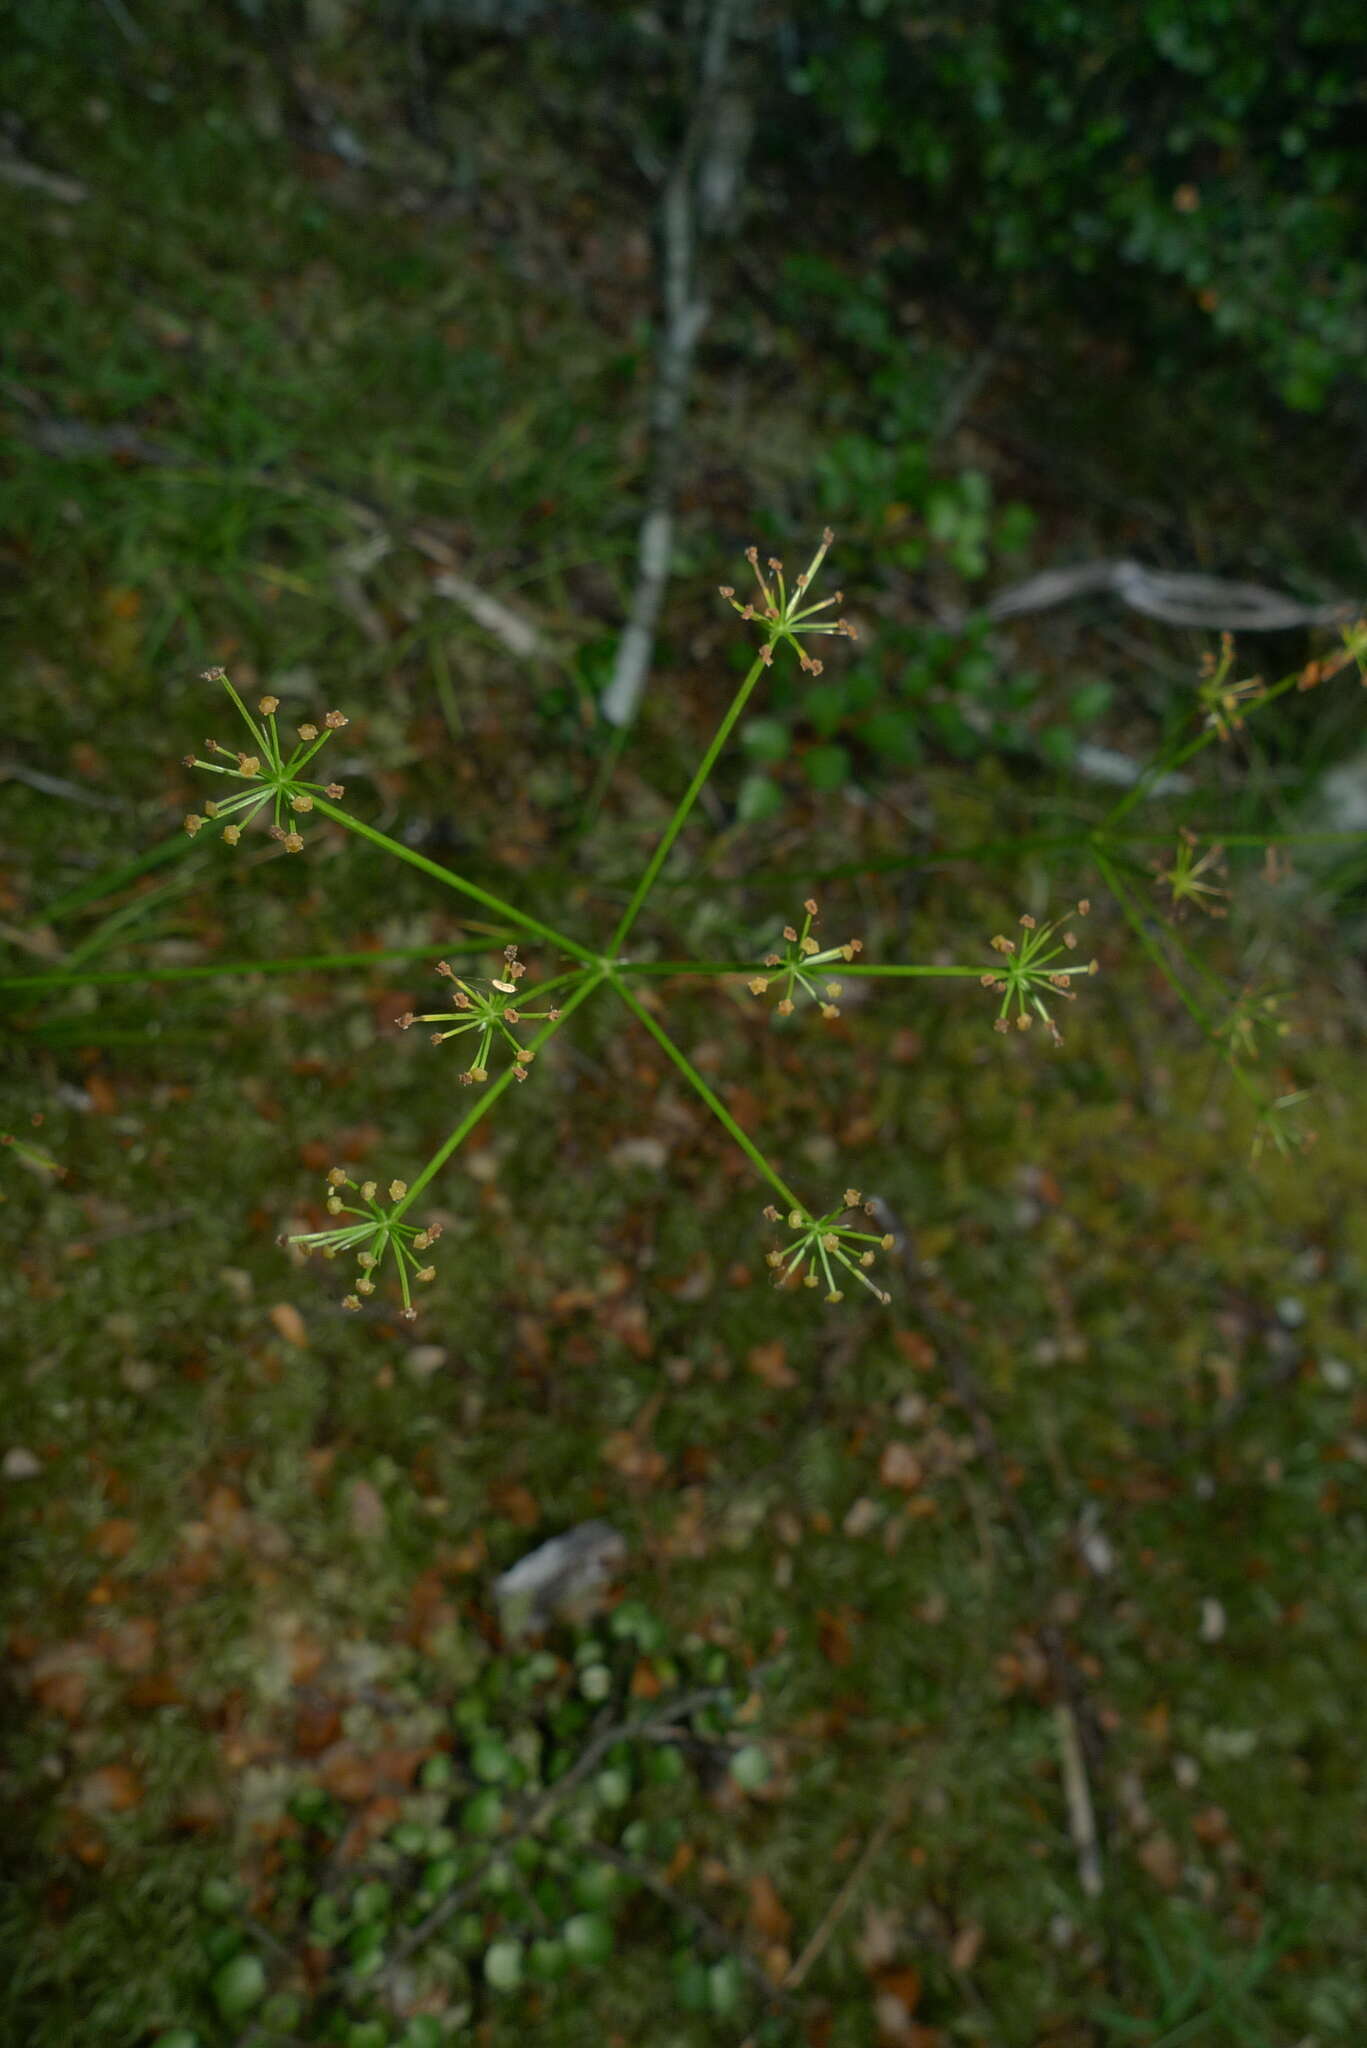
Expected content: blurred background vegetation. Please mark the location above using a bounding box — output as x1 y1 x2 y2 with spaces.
1 5 1365 2047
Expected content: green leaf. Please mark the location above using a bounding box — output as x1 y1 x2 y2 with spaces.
419 1753 455 1791
153 2034 201 2048
563 1911 614 1967
646 1743 686 1785
402 2019 445 2048
484 1937 524 1991
352 1879 391 1923
577 1662 612 1703
198 1876 240 1917
461 1789 505 1837
860 709 922 765
470 1735 514 1783
729 1744 772 1792
529 1935 570 1981
1068 679 1113 723
737 771 784 824
571 1861 619 1911
740 716 790 763
801 743 851 792
210 1953 266 2019
708 1954 747 2017
593 1765 631 1808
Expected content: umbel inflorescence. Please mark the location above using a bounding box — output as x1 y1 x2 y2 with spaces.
175 535 1118 1326
182 672 347 852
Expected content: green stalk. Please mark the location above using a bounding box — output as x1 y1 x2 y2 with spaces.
609 975 804 1215
1096 851 1219 1038
613 960 986 979
0 944 494 994
310 796 598 966
608 649 769 957
1103 671 1303 830
391 967 605 1221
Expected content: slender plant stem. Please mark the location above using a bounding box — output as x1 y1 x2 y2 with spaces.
311 796 598 966
608 649 769 956
391 967 605 1221
1103 672 1302 830
0 945 466 993
609 975 804 1215
1095 852 1220 1038
613 959 987 979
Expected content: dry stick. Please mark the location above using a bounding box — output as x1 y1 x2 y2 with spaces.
984 558 1358 632
868 1197 1108 1902
735 1809 901 2048
600 0 748 729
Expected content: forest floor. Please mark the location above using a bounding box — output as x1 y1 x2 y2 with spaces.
3 18 1366 2048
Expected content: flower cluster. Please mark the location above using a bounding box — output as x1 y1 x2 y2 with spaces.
398 946 562 1084
1196 634 1265 742
1155 828 1229 919
288 1171 441 1320
747 899 862 1018
981 903 1097 1045
762 1192 894 1305
719 528 857 674
183 669 348 852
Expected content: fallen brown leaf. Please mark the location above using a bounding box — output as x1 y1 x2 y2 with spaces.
747 1872 794 1942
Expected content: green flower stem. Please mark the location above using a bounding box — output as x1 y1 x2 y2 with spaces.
609 975 803 1216
1095 851 1219 1038
391 966 606 1222
608 649 769 958
0 944 466 993
1103 671 1303 830
613 960 986 979
310 796 597 966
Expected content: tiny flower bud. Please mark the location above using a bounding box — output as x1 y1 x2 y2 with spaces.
804 899 819 917
748 978 769 996
1077 899 1091 916
800 936 819 957
357 1277 375 1295
400 1306 418 1322
1064 932 1078 949
777 998 795 1016
326 1196 343 1214
398 1013 415 1029
1017 1013 1032 1030
203 800 219 818
325 782 345 799
327 1167 348 1185
762 1205 781 1222
548 1008 561 1021
237 755 260 776
290 793 314 812
184 814 204 836
360 1181 378 1202
860 1251 875 1268
436 960 454 978
323 710 348 729
202 665 226 681
787 1211 804 1229
844 1189 862 1207
343 1294 361 1312
298 723 318 741
783 927 798 944
283 832 304 853
416 1266 436 1283
492 978 516 994
223 824 241 845
388 1180 407 1201
819 1003 840 1019
763 954 782 968
825 982 842 998
766 1250 783 1268
1020 913 1037 929
258 695 280 714
512 1066 528 1082
803 1272 818 1288
880 1234 894 1251
826 1290 844 1304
